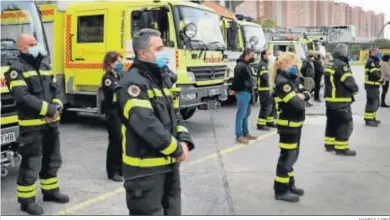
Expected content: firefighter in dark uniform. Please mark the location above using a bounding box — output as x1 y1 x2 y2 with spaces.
271 52 311 203
101 51 124 182
163 65 181 113
115 29 195 215
323 44 359 156
364 47 383 127
4 34 69 215
256 49 276 130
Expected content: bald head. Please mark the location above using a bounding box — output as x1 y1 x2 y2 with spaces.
17 34 37 53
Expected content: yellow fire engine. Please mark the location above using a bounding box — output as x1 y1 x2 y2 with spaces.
39 1 228 120
1 1 50 177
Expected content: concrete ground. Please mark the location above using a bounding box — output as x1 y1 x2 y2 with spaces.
1 66 390 215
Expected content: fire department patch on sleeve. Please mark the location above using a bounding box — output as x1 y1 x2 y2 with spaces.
104 79 112 86
261 66 266 70
343 66 349 71
371 62 375 67
283 84 291 93
128 85 141 97
10 70 18 79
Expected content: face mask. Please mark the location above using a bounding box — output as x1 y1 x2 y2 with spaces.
287 66 297 75
249 57 255 63
376 52 381 58
27 46 40 58
114 62 123 72
155 51 168 68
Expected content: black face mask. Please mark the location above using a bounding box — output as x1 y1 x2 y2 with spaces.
249 57 255 63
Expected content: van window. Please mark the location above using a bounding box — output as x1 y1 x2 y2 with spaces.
77 15 104 43
273 45 295 56
131 9 171 45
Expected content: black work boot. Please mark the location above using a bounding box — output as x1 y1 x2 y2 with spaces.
290 186 304 196
314 98 321 103
381 102 390 107
257 125 270 131
335 149 356 156
20 202 44 215
365 120 378 127
374 119 381 124
267 123 277 128
324 144 335 152
43 192 70 203
275 191 300 203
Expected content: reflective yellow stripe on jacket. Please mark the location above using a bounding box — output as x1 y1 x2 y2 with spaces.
364 68 382 85
121 125 176 167
324 68 352 103
18 115 61 126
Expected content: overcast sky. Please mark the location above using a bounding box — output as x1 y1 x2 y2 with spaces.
336 0 390 38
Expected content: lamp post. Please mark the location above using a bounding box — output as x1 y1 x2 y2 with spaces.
373 21 390 47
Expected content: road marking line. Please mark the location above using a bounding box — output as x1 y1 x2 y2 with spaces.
56 130 277 215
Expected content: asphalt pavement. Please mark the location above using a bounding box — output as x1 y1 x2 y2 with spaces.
1 66 390 215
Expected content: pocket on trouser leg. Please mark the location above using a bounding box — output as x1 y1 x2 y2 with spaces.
124 177 163 216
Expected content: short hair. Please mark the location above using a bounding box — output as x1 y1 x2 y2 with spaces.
132 28 161 57
333 43 348 56
103 51 122 70
242 48 254 57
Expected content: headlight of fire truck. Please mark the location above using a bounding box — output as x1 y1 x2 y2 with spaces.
187 71 196 82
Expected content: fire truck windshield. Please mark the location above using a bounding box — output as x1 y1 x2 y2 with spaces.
1 1 48 66
242 25 266 52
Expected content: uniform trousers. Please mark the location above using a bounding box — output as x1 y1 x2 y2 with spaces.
124 169 181 215
16 126 62 204
364 86 380 121
324 105 353 151
274 128 302 194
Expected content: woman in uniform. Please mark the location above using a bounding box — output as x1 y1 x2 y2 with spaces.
101 51 123 182
269 52 311 203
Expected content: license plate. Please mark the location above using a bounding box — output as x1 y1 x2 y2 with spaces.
1 132 16 145
208 88 220 96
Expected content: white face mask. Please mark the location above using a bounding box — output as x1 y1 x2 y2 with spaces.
27 44 47 58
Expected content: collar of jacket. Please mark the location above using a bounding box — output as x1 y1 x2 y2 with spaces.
19 52 43 69
277 68 298 80
332 52 349 65
237 56 249 64
260 59 268 65
132 58 163 83
369 55 380 62
107 70 120 79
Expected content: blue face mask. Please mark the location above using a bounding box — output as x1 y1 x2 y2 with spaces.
114 62 123 73
27 46 40 58
287 66 297 75
376 52 382 58
155 51 168 68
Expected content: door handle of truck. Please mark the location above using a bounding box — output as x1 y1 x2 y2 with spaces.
75 57 85 61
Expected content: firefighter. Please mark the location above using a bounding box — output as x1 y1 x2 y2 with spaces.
271 52 311 203
364 47 383 127
312 51 324 102
300 51 316 107
256 49 276 131
163 66 181 113
114 28 195 215
101 51 124 182
323 43 358 156
4 34 69 215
